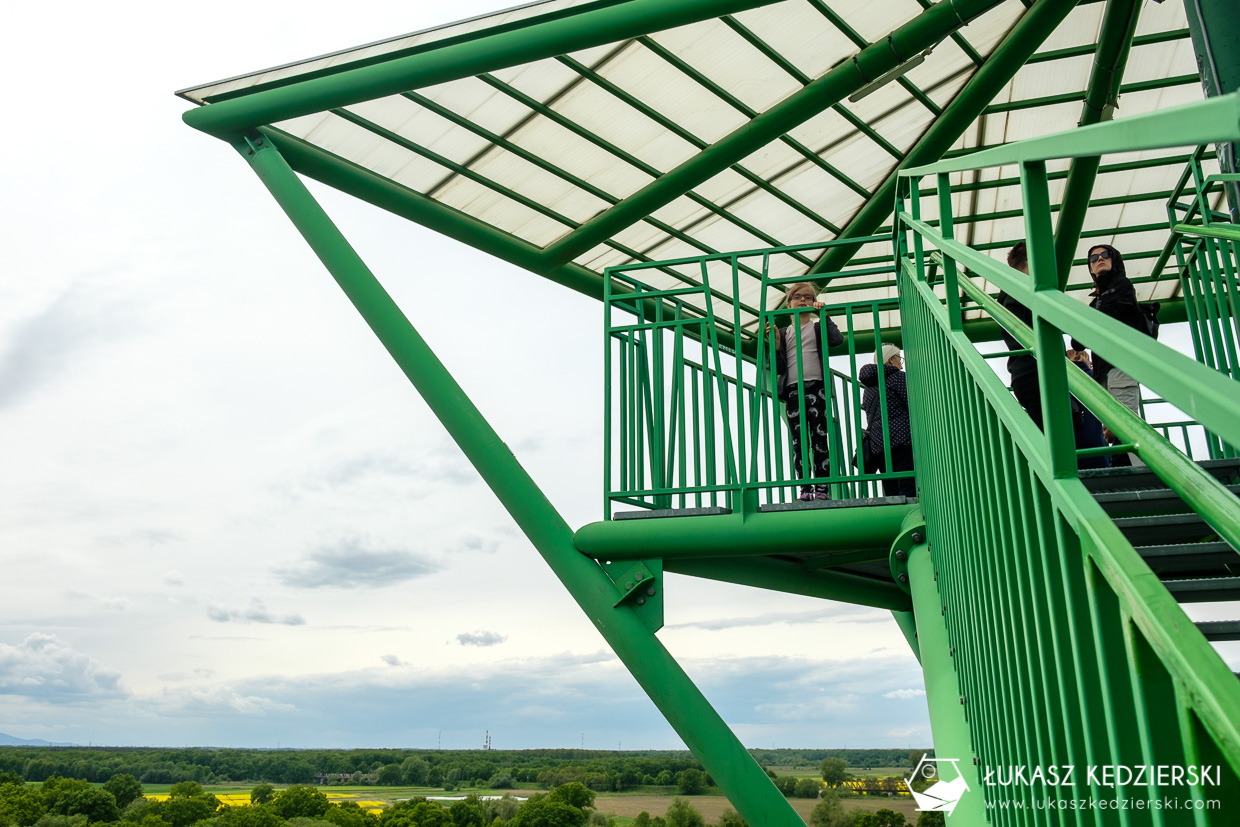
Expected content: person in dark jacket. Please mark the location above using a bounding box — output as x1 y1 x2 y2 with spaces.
767 282 844 501
1069 244 1151 465
858 344 915 498
996 242 1041 427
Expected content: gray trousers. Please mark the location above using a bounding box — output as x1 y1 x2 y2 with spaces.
1107 368 1145 466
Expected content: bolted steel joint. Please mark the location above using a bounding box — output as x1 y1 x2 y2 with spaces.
911 532 924 544
895 549 908 561
898 572 909 584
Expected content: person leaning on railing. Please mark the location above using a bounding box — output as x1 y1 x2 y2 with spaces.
1068 244 1152 466
766 282 844 501
996 242 1109 469
858 344 916 498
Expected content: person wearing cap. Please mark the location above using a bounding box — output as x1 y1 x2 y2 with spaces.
1069 244 1150 465
766 282 844 501
858 344 915 498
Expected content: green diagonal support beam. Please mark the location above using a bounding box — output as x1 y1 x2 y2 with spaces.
236 132 804 827
1053 0 1142 288
182 0 784 139
541 0 1009 270
810 0 1079 276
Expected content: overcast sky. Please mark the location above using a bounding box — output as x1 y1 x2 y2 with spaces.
0 0 933 750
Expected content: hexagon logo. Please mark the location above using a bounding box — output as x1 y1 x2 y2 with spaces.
904 755 970 815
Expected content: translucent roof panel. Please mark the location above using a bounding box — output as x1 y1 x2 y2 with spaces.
181 0 1205 330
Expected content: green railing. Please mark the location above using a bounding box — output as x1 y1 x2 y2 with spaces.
602 241 913 516
896 93 1240 820
1151 146 1240 459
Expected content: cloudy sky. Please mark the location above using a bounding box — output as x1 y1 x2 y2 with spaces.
0 0 933 750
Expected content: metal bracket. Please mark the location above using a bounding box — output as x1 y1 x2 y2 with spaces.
601 558 663 633
888 518 927 595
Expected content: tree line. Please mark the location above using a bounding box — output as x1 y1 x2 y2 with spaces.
0 749 918 792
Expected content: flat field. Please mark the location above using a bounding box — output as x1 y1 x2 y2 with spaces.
591 793 919 823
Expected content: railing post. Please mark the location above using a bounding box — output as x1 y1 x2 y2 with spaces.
1021 160 1078 479
936 173 965 332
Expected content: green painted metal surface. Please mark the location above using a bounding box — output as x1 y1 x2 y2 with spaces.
896 93 1240 820
233 132 804 827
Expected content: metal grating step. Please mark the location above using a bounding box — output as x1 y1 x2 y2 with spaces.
1093 485 1240 517
1196 620 1240 642
1163 577 1240 603
1113 513 1219 547
1136 541 1240 575
1080 457 1240 494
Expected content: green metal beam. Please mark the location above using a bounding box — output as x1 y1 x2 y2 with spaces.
469 74 815 265
236 133 804 827
664 556 912 611
541 0 1009 270
810 0 1079 276
981 73 1197 115
1026 27 1190 65
556 54 843 234
182 0 783 139
575 503 915 558
1054 0 1143 292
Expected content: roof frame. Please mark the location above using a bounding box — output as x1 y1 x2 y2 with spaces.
810 0 1081 276
540 0 1013 271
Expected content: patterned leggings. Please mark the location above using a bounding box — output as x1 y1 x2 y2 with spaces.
785 381 832 495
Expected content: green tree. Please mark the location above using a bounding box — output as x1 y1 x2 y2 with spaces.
271 787 330 820
546 784 594 811
400 759 429 787
794 777 821 799
508 795 586 827
168 783 204 799
717 809 746 827
0 782 47 827
250 785 276 806
31 815 87 827
819 759 848 787
661 800 703 827
103 775 145 810
324 801 380 827
914 814 945 827
674 770 704 796
0 774 26 787
449 796 485 827
631 814 651 827
808 790 845 827
208 805 286 827
484 797 520 824
146 794 219 827
653 772 672 787
854 810 906 827
376 765 403 786
50 787 118 823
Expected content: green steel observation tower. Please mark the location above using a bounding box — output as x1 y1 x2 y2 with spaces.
180 0 1240 822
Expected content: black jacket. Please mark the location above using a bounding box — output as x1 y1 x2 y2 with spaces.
858 362 912 448
995 290 1036 381
773 316 844 400
1069 245 1149 383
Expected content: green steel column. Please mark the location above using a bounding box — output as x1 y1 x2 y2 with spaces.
907 543 986 826
1052 0 1141 287
811 0 1079 277
233 133 803 827
1184 0 1240 221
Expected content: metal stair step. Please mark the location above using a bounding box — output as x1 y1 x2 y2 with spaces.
1080 457 1240 494
1195 620 1240 642
1136 542 1240 575
1113 513 1218 546
1163 577 1240 603
1093 485 1240 517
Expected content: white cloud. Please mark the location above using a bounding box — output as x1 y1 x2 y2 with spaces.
884 689 927 700
0 634 124 700
206 599 305 626
276 537 440 589
456 631 507 647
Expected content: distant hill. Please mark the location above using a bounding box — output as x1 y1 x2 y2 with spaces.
0 732 75 747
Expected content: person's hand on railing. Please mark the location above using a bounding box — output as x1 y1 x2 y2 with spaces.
1066 348 1092 369
764 321 781 338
